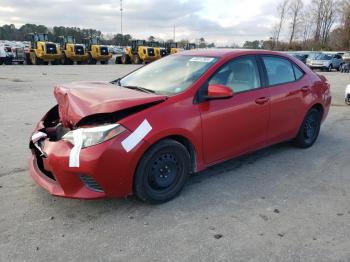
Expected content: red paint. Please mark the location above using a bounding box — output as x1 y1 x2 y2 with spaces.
29 50 331 199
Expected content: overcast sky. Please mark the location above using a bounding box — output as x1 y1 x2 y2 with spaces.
0 0 290 45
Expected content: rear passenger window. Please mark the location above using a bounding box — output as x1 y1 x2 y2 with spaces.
293 64 304 80
262 56 295 86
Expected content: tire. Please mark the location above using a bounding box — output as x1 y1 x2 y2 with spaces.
0 59 3 65
101 61 106 64
121 54 131 64
327 64 332 72
25 53 32 65
77 61 82 65
43 61 49 65
293 108 322 148
345 94 350 106
115 56 122 64
88 54 97 64
134 139 190 204
18 61 24 65
133 54 142 64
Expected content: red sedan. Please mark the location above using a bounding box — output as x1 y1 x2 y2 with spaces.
29 49 331 203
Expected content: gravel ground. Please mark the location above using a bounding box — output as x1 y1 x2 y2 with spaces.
0 65 349 262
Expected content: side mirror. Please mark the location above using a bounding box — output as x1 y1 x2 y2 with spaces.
205 84 233 100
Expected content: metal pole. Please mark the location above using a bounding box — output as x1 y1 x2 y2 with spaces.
173 24 175 42
120 0 123 35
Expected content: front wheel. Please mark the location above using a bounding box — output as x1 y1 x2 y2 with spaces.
327 64 332 72
134 139 190 204
346 94 350 105
293 108 322 148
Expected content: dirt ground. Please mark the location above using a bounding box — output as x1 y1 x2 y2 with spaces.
0 64 349 262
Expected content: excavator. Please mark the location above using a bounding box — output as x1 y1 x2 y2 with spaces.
25 33 61 65
59 36 88 65
117 40 160 64
83 36 112 64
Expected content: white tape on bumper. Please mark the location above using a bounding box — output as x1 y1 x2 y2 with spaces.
31 131 47 143
69 129 83 168
122 119 152 152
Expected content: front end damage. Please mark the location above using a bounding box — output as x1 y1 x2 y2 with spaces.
28 104 153 199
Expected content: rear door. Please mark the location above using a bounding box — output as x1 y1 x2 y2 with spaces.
199 55 270 164
260 55 310 145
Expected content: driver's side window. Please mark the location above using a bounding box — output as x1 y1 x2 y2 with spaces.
209 56 261 93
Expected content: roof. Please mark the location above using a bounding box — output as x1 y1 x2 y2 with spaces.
179 48 286 58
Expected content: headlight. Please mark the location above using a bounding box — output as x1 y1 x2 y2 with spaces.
62 124 126 148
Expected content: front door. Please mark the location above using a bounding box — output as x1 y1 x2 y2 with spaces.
199 55 270 164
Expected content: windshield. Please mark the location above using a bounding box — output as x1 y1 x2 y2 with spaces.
119 55 218 95
315 54 332 60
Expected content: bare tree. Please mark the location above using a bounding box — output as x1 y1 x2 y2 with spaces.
272 0 289 49
311 0 339 45
288 0 303 45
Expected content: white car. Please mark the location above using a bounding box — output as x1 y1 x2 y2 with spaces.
0 45 13 65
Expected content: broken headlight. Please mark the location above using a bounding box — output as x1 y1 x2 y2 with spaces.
62 124 126 148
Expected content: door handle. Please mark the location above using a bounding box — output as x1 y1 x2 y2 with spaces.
255 97 269 105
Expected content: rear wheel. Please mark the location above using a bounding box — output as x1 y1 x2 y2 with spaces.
115 56 122 64
88 54 97 64
293 108 322 148
134 139 190 204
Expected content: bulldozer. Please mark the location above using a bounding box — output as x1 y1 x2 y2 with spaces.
25 33 61 65
117 40 160 64
59 36 88 65
83 37 112 64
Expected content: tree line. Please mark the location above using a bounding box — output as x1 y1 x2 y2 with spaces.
243 0 350 51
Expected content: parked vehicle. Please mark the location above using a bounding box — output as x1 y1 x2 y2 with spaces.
83 37 112 65
59 36 88 65
117 40 159 64
25 33 61 65
11 46 25 64
0 45 13 65
29 49 331 203
346 85 350 105
289 53 308 64
340 52 350 73
307 53 343 71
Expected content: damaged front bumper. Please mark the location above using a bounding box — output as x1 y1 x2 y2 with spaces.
28 106 147 199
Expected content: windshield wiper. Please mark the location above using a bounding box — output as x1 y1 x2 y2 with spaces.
110 78 121 86
123 85 156 94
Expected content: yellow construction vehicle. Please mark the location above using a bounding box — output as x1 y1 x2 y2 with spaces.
117 40 159 64
59 36 88 65
165 42 179 55
25 33 61 65
147 41 164 58
184 43 197 50
83 37 112 64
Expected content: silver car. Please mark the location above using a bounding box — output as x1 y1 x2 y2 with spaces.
307 53 343 72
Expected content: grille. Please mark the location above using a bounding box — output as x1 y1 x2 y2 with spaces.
32 143 56 181
80 175 104 193
46 44 57 54
100 47 108 55
147 48 155 56
75 45 84 55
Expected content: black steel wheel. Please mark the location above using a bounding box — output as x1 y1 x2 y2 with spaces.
134 139 190 204
293 108 322 148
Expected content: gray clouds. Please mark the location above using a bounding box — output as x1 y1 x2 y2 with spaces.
0 0 280 45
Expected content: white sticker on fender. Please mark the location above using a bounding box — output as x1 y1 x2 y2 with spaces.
69 129 83 168
121 119 152 152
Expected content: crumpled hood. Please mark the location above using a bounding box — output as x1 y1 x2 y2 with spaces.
54 81 167 127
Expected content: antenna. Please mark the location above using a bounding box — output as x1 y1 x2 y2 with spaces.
173 24 175 42
120 0 123 35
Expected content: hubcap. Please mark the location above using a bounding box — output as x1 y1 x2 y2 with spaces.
304 113 317 139
148 153 179 190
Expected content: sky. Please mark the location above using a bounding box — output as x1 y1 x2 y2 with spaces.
0 0 287 46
